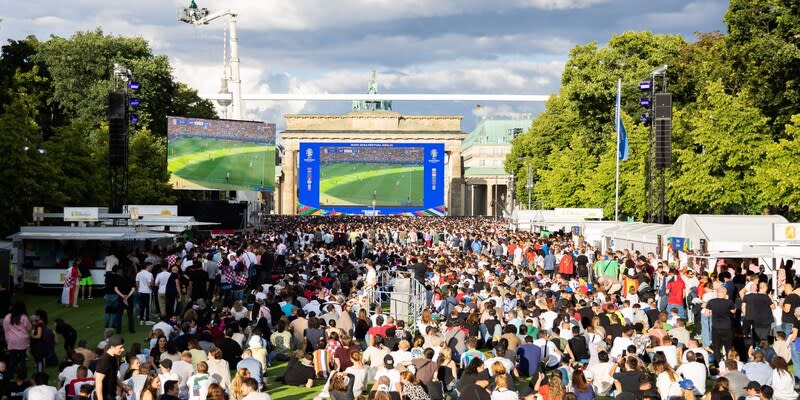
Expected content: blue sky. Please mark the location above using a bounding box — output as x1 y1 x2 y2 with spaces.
0 0 728 131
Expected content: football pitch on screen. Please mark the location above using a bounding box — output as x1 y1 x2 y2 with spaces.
168 137 275 191
319 162 424 207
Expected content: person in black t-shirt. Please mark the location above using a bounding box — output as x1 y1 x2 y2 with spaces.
187 265 209 302
95 335 130 400
115 267 136 334
742 282 775 344
5 369 31 400
567 326 590 363
781 283 800 335
706 287 736 363
611 356 643 396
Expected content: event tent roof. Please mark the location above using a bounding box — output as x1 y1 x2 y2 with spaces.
7 226 174 241
667 214 788 245
603 223 671 243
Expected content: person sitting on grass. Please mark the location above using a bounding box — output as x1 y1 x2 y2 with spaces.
283 350 317 388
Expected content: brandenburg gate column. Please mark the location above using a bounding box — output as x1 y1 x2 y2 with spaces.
280 140 298 215
445 140 464 216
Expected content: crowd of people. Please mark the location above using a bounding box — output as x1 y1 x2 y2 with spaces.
320 147 424 166
2 215 800 400
168 118 276 145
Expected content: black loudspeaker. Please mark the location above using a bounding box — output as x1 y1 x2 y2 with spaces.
654 93 672 119
655 118 672 168
108 91 126 119
109 118 127 167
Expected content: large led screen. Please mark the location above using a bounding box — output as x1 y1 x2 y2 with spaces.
167 117 276 191
299 143 445 215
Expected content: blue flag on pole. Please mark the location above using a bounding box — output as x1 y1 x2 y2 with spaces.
616 81 630 161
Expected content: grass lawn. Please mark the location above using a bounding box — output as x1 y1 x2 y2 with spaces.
168 137 275 191
319 162 424 207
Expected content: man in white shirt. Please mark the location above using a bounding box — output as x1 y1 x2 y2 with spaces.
681 339 710 366
172 352 196 399
609 327 635 360
57 354 93 390
136 263 154 325
155 268 173 318
25 372 58 400
187 361 211 400
152 316 174 339
158 359 179 395
585 351 615 397
104 253 119 271
364 262 378 305
676 352 706 396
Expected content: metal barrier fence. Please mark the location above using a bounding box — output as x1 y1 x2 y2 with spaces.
369 271 428 333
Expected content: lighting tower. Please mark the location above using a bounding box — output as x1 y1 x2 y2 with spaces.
179 1 242 119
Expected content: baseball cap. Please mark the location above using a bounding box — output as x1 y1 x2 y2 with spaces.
107 335 125 347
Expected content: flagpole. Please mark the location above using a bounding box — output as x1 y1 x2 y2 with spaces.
614 78 621 222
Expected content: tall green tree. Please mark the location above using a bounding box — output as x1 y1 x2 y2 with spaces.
35 29 215 136
725 0 800 137
668 80 769 214
755 114 800 216
128 128 176 205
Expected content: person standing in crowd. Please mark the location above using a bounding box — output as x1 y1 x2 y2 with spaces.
95 335 131 400
3 301 31 376
706 286 736 362
61 261 80 308
137 262 155 325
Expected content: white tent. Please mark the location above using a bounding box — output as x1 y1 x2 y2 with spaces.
667 214 789 253
602 223 671 255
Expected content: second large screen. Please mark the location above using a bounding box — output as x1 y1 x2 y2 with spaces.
299 143 445 215
167 117 276 191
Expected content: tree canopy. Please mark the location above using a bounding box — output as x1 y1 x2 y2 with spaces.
507 2 800 221
0 30 216 235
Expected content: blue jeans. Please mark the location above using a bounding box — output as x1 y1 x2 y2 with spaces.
792 343 800 382
667 304 686 319
779 322 793 335
104 294 120 329
701 314 712 348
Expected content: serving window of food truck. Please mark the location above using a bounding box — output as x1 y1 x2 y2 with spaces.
9 226 173 288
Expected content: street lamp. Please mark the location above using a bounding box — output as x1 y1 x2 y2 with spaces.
178 2 242 119
525 164 534 209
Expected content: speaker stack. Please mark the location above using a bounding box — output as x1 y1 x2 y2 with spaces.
654 93 672 169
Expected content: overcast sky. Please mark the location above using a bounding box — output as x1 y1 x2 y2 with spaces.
0 0 728 131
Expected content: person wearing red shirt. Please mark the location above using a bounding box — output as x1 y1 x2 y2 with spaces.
558 251 574 279
666 269 687 319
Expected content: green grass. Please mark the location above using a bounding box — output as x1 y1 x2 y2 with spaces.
319 162 424 207
168 137 275 191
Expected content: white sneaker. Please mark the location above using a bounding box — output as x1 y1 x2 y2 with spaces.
144 321 155 326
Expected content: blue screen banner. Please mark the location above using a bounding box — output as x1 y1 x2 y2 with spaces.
297 142 446 216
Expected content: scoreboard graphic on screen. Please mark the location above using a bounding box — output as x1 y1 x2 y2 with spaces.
298 142 445 215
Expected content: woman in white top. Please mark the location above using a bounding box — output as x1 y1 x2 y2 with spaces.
769 356 798 400
206 347 231 391
343 351 368 398
490 374 518 400
653 360 683 400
